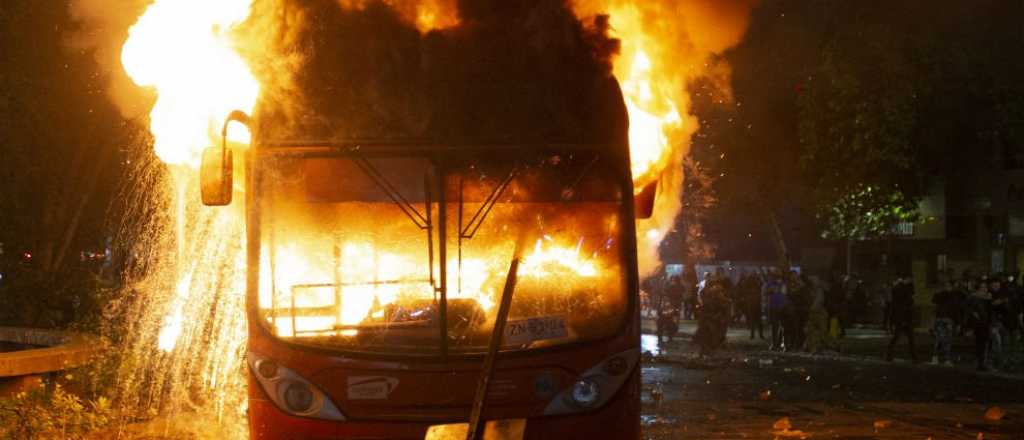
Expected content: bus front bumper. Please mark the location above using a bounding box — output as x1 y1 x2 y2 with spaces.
247 369 640 440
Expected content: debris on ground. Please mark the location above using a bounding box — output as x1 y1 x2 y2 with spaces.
773 417 792 430
773 429 810 439
984 406 1005 421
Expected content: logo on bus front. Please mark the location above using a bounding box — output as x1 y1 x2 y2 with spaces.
347 376 400 400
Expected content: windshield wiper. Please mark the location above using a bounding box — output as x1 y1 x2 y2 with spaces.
457 166 516 295
466 253 521 440
459 167 517 240
349 152 429 229
561 154 600 201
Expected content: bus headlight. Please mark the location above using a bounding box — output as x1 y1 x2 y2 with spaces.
570 378 600 407
283 380 316 413
543 348 639 416
255 359 279 379
248 352 345 421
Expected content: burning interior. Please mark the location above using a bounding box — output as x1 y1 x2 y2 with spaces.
254 144 629 353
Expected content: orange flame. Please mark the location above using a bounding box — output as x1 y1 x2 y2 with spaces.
122 0 259 167
258 238 601 338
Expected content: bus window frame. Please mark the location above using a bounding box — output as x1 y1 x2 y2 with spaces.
246 142 639 361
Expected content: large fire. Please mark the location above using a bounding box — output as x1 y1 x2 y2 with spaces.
607 8 684 190
111 0 753 427
121 0 259 166
260 237 601 339
120 0 675 351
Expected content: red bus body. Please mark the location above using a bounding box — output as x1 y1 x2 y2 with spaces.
240 142 642 440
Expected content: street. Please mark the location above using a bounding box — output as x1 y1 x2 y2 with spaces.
641 322 1024 439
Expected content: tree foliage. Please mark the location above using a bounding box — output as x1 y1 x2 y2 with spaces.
817 184 918 241
796 22 922 241
0 382 112 440
796 1 1024 242
691 0 1024 260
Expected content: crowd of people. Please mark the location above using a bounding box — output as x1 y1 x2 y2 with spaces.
928 274 1024 371
643 267 1024 371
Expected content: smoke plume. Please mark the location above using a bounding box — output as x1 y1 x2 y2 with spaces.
239 0 627 145
66 0 153 119
69 0 759 274
236 0 757 274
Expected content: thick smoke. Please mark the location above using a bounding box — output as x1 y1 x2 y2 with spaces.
66 0 153 119
234 0 757 275
239 0 628 145
69 0 759 275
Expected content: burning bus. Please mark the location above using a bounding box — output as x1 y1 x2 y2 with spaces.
199 99 651 438
111 0 680 437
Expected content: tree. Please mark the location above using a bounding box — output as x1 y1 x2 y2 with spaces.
693 0 1024 273
816 184 919 274
796 27 922 275
796 0 1024 274
676 155 717 264
688 0 828 268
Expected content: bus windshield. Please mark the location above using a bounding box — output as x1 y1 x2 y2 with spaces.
254 147 628 355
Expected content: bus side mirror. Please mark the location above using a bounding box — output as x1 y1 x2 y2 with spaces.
634 180 657 219
201 147 233 206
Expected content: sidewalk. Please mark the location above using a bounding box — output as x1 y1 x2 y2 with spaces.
642 318 1024 378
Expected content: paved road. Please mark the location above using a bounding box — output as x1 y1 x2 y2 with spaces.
104 321 1024 439
640 325 1024 439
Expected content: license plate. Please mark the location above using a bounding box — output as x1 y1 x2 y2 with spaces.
425 419 525 440
503 315 568 346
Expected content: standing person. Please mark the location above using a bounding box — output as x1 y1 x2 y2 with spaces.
967 280 994 371
697 272 712 304
767 274 789 351
1011 275 1024 341
931 280 961 365
657 276 685 343
715 267 735 320
804 276 836 354
642 274 663 319
788 273 811 350
989 277 1010 368
682 264 699 320
881 279 891 333
886 276 918 362
825 273 846 338
640 275 655 318
840 275 856 337
743 271 765 340
958 278 977 336
851 279 868 326
695 284 732 356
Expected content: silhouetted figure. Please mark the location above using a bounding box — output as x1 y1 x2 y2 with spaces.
682 265 699 320
789 273 811 350
825 273 847 338
886 276 917 362
767 275 788 351
657 276 685 343
931 280 961 365
741 272 764 339
968 281 993 371
695 284 731 356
